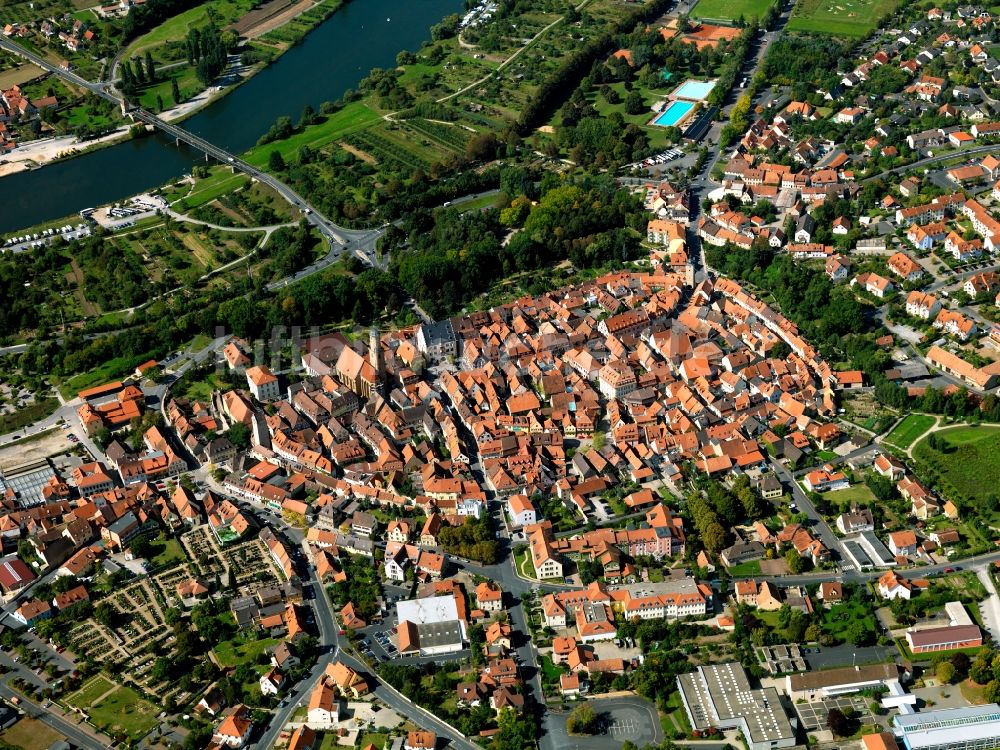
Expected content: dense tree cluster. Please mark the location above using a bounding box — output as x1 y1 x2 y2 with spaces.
437 517 499 564
386 176 644 318
185 26 234 85
686 492 728 554
328 554 382 621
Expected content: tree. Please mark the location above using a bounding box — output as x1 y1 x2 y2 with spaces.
144 50 156 82
171 77 181 104
466 132 499 162
971 655 993 685
624 89 645 115
827 708 850 737
268 150 286 171
566 703 598 735
94 602 116 628
784 548 806 574
130 535 154 559
937 660 956 684
226 422 251 450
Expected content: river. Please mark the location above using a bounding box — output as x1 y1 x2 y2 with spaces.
0 0 462 233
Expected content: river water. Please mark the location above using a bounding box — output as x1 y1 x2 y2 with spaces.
0 0 462 233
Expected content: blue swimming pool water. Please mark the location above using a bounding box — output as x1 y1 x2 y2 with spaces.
653 100 695 127
673 79 716 101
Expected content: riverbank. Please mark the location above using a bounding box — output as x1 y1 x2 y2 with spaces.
0 0 465 233
0 0 342 179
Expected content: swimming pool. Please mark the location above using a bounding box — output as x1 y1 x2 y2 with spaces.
672 79 716 101
653 100 695 127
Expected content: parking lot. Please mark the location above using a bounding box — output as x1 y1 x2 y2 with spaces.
794 696 873 731
546 697 662 750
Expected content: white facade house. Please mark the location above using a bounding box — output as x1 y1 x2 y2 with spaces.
506 494 536 528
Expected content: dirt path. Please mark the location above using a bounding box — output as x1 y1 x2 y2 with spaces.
69 259 99 317
906 417 941 459
339 142 377 164
240 0 318 39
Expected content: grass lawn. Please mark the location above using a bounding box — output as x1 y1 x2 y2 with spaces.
180 172 250 212
823 485 877 509
588 82 677 151
125 0 254 60
663 690 693 735
540 655 566 682
786 0 900 36
67 676 157 740
150 536 187 568
821 600 876 641
66 674 115 709
962 679 989 705
244 101 382 168
514 547 536 579
884 414 936 449
0 718 61 750
912 425 1000 506
57 356 146 399
323 732 363 749
692 0 774 21
137 66 201 112
213 636 281 668
725 559 762 577
87 684 159 739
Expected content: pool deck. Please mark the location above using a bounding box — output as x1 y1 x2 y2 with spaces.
652 100 695 127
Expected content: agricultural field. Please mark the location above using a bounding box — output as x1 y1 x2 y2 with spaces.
884 414 937 450
786 0 900 36
0 61 46 90
104 223 255 289
913 425 1000 509
692 0 776 22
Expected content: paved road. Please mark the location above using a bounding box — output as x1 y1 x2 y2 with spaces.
771 460 846 562
247 512 481 750
863 143 1000 184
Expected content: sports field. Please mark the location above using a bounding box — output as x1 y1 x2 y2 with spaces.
786 0 899 36
692 0 774 21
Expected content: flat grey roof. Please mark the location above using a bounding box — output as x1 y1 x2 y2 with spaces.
415 620 464 649
679 663 795 745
